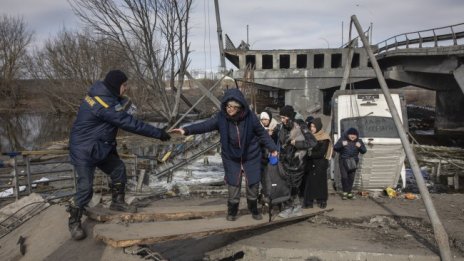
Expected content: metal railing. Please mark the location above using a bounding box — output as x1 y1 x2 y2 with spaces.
0 151 74 201
0 133 221 202
375 22 464 54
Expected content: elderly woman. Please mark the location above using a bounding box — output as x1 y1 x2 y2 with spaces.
171 89 278 221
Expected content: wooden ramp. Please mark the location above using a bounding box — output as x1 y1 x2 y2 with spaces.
94 208 332 248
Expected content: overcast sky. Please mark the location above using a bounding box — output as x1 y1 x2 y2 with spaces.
2 0 464 72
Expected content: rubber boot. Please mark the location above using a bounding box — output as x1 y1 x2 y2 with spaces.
109 183 137 213
67 205 86 241
247 199 262 220
226 202 239 221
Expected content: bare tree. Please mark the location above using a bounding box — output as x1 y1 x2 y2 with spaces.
27 29 130 113
0 15 32 108
69 0 193 122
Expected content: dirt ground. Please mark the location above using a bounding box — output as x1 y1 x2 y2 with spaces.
1 190 463 261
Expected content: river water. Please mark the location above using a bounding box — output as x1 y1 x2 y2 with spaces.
0 113 75 152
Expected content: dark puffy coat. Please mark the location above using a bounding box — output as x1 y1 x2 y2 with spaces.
70 81 163 166
184 88 278 186
333 129 367 160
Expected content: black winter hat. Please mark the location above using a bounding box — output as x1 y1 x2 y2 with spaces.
279 105 295 120
305 116 314 124
104 70 128 97
346 127 359 136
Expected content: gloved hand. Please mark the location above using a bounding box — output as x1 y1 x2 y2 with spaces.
159 129 171 141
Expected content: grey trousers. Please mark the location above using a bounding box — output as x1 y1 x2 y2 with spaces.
228 181 259 204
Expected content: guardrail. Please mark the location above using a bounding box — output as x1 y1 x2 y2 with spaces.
0 133 220 202
375 22 464 54
0 151 73 201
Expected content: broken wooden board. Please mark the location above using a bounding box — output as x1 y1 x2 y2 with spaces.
94 208 333 248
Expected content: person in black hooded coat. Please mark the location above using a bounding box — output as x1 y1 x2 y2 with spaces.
333 127 367 199
170 88 278 221
303 118 332 209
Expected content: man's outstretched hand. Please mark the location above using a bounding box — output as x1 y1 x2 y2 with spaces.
169 128 186 135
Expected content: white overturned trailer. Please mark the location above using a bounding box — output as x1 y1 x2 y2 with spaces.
331 89 408 191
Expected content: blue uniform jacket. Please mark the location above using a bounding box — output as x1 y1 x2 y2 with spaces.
184 89 278 186
69 81 163 166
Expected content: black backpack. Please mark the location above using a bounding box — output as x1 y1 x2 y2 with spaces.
260 161 291 222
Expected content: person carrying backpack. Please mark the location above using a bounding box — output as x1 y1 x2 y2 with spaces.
276 105 316 218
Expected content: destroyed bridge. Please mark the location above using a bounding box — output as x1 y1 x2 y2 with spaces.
223 22 464 133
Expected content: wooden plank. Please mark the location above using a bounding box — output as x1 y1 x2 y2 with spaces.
93 208 332 248
86 203 248 223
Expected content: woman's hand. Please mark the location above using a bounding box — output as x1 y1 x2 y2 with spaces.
169 128 185 135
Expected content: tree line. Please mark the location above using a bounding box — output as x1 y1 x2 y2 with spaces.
0 0 194 123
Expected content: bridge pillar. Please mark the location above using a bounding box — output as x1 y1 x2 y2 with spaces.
435 89 464 132
273 55 279 70
290 53 297 69
307 53 314 69
324 53 331 69
255 54 262 70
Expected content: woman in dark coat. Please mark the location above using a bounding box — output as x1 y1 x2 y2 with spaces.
170 89 278 221
303 118 332 209
333 127 367 200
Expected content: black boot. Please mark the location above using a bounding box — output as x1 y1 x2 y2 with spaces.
318 200 327 209
226 202 239 221
67 205 86 241
247 199 262 220
109 183 137 213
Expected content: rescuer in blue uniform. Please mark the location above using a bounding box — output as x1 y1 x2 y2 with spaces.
67 70 171 240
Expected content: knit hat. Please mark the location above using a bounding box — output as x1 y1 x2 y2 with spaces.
260 111 270 120
279 105 295 119
305 116 314 124
104 70 128 97
346 127 359 136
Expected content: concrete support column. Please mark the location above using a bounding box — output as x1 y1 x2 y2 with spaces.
239 54 246 69
324 52 331 69
307 53 314 69
273 55 280 70
359 50 368 69
255 54 262 70
290 53 297 69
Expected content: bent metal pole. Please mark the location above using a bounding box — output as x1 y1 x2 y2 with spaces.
351 15 452 261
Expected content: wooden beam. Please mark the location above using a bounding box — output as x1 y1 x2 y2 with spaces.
185 71 222 109
94 208 332 248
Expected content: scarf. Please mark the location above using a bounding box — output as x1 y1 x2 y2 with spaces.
218 109 253 160
313 129 333 160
